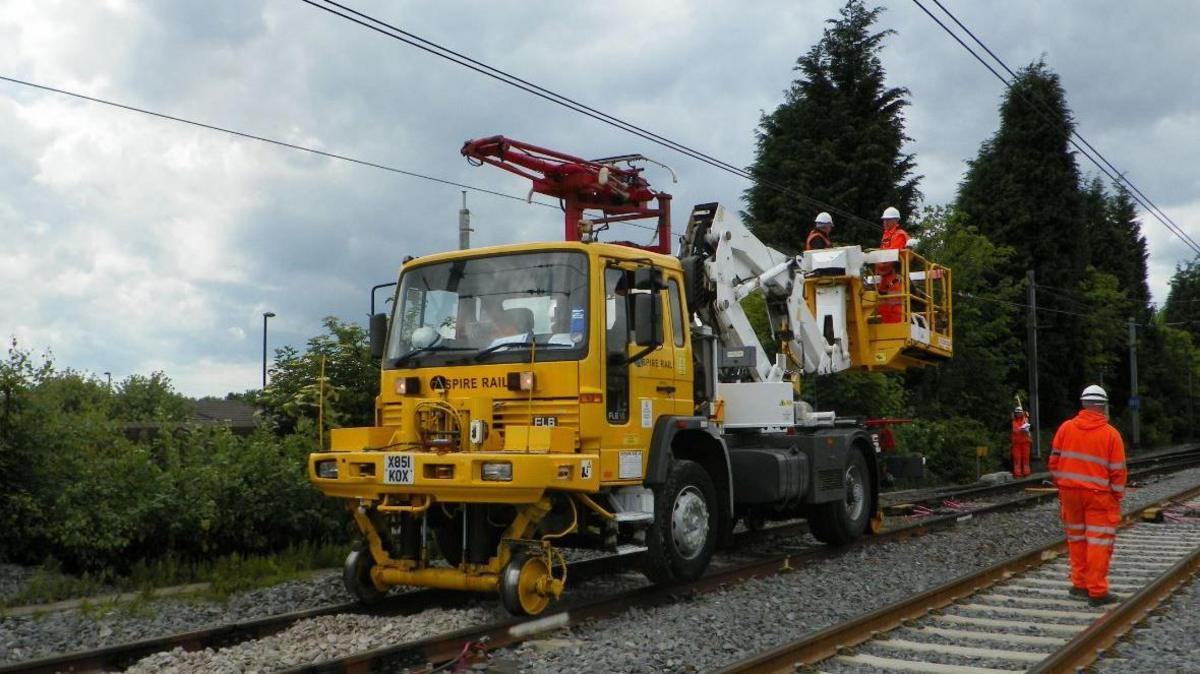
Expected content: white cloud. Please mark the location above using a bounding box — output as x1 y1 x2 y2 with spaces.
0 0 1195 396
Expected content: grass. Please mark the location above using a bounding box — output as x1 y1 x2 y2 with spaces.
2 541 347 609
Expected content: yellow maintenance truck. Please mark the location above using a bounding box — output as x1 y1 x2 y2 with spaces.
308 136 952 615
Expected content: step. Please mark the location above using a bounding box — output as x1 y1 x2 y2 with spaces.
613 511 654 524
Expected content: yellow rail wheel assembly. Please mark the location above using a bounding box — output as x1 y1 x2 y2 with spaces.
343 549 387 604
500 549 561 615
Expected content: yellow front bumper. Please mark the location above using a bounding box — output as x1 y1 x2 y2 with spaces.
308 449 601 503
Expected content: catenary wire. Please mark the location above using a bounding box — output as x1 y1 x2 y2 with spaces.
913 0 1200 258
927 0 1200 256
0 73 563 211
297 0 887 233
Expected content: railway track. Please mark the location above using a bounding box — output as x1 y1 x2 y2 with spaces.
5 445 1198 674
717 490 1200 674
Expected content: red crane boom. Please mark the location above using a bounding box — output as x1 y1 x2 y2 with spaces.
461 135 673 254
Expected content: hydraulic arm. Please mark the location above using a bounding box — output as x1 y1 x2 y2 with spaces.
461 135 674 254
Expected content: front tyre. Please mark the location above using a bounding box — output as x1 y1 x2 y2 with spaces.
641 459 718 584
342 549 386 604
809 447 872 546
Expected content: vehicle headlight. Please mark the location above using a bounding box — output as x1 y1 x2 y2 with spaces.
315 460 338 479
481 462 512 482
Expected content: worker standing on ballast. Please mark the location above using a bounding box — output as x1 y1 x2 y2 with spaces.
1049 385 1126 607
876 206 908 323
1011 402 1032 477
805 212 834 250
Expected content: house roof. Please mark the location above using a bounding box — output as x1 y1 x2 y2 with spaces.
191 399 259 429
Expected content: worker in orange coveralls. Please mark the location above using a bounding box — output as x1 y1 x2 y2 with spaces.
1049 385 1127 607
876 206 909 323
1011 404 1032 477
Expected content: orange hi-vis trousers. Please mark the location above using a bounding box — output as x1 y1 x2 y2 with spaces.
1058 487 1120 597
1011 436 1031 477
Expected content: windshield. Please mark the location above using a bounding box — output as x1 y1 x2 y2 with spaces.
386 251 589 368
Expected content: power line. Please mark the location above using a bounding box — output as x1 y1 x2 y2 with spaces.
298 0 887 234
0 73 560 211
913 0 1200 258
926 0 1200 257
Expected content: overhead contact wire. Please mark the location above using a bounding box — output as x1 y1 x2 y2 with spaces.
913 0 1200 258
0 74 560 210
298 0 885 232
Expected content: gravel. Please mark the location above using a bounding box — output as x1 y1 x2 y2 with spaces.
123 606 493 674
0 570 351 665
503 466 1200 674
1091 515 1200 674
4 466 1198 673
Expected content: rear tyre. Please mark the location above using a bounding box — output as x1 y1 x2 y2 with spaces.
809 447 872 546
342 550 386 604
641 459 718 584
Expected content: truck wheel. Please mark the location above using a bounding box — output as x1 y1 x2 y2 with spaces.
342 550 386 604
809 447 871 546
641 459 718 584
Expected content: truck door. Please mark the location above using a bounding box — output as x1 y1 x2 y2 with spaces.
601 263 675 482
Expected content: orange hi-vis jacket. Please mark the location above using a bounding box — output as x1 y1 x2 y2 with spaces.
805 228 832 251
1049 409 1127 499
881 225 909 251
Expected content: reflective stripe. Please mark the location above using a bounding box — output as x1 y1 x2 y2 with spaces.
1050 470 1110 487
1065 523 1086 530
1086 525 1118 534
1086 538 1114 546
1112 484 1126 492
1055 449 1111 468
1066 535 1087 542
1109 462 1125 470
1050 447 1062 455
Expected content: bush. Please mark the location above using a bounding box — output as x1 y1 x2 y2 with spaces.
0 342 350 574
895 416 1003 484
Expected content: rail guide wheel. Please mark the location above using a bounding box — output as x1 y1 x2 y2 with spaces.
500 551 554 616
343 549 386 604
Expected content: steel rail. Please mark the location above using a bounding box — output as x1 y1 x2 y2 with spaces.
271 478 1147 673
1029 522 1200 673
7 446 1198 674
714 483 1200 674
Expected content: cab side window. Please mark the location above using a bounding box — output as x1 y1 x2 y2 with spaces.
668 279 685 347
605 268 631 424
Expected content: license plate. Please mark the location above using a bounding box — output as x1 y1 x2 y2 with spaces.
532 416 558 427
384 454 414 484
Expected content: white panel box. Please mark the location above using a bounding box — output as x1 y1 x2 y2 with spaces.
719 381 795 429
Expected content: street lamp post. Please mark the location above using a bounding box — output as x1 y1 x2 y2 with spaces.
262 312 276 389
103 371 112 389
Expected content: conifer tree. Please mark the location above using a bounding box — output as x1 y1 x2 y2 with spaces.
957 60 1088 425
745 0 919 251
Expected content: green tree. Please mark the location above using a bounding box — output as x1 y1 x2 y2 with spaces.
1164 260 1200 343
258 317 378 433
905 206 1020 425
1077 268 1128 388
113 371 190 422
956 60 1088 427
745 0 919 251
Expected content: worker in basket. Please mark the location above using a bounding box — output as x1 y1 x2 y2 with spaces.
876 206 909 323
805 212 834 250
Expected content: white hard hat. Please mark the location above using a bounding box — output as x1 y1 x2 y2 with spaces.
815 212 833 225
1080 385 1108 404
881 206 901 220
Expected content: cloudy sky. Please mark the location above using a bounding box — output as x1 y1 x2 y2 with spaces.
2 0 1197 397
